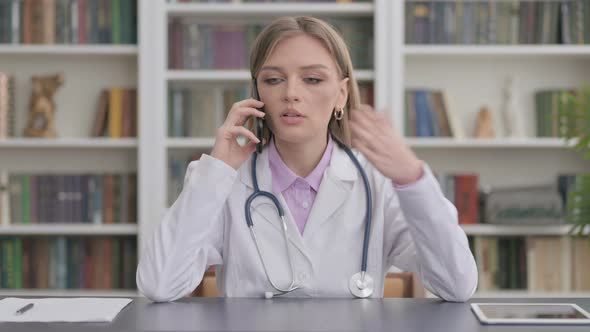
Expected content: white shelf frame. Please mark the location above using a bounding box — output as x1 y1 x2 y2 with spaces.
167 138 215 149
406 137 572 149
166 69 375 82
0 45 138 56
0 224 138 236
404 45 590 57
154 0 391 237
166 2 374 17
0 138 138 149
460 224 585 236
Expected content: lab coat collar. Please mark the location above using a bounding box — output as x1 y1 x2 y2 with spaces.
301 144 358 239
237 141 358 191
238 144 359 246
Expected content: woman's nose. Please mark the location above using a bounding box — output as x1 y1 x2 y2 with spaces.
282 80 301 103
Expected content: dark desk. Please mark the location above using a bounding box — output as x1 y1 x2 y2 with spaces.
1 297 589 332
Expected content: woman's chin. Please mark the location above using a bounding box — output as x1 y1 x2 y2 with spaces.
273 130 323 146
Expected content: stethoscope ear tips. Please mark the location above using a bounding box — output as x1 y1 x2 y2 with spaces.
264 292 274 299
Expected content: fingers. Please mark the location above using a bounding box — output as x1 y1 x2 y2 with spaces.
350 107 384 153
349 117 376 150
352 105 390 133
227 126 260 144
245 139 258 154
351 136 382 164
226 99 265 126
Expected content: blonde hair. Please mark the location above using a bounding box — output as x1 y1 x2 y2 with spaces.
249 16 361 147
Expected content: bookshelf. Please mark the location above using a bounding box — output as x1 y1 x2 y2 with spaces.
2 0 590 299
147 0 590 298
0 0 141 296
397 0 590 298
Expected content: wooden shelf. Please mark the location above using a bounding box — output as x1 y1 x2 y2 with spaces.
0 289 138 297
0 138 138 149
0 44 138 56
166 3 374 17
406 137 571 149
166 69 374 82
0 224 138 236
460 224 581 236
404 45 590 58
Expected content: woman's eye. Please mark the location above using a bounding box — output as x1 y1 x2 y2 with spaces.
263 78 282 85
305 77 322 84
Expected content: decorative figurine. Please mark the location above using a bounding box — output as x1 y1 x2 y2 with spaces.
501 76 525 137
23 73 64 138
475 106 495 138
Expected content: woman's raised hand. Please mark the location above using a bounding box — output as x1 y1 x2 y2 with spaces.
210 99 266 170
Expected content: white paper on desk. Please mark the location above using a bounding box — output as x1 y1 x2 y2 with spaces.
0 297 132 322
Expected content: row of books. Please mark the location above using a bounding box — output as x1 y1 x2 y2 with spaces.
168 83 373 138
406 1 590 45
168 18 373 70
405 87 584 139
404 89 461 138
534 89 576 138
0 0 137 45
0 73 15 139
168 86 242 138
471 236 590 292
558 174 580 207
438 173 479 225
0 236 137 290
92 88 137 138
437 173 583 225
0 172 137 225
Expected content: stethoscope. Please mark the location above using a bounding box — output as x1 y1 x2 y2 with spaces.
245 135 374 299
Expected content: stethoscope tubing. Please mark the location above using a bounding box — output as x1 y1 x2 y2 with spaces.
245 138 373 297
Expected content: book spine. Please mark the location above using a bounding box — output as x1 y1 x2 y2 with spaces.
108 88 123 138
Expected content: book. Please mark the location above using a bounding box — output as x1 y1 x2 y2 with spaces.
0 73 15 139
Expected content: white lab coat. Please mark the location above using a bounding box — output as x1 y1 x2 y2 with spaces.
137 145 478 302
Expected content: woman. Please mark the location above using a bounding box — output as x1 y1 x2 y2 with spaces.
137 16 477 302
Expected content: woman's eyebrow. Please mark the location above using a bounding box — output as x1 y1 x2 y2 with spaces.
259 64 330 72
300 64 329 70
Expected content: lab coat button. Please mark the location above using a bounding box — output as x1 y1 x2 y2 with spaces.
299 272 307 281
302 202 309 208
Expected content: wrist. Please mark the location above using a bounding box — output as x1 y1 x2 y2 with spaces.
393 160 423 186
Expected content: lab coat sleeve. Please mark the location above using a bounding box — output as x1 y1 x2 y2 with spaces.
136 154 237 302
384 163 478 302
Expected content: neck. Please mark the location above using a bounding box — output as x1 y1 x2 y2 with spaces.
273 135 329 178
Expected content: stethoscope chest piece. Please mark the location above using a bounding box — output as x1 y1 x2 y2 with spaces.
349 272 374 298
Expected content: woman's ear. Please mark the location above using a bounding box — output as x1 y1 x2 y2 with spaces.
337 77 349 109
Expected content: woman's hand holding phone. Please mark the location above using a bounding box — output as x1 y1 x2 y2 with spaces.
210 98 265 170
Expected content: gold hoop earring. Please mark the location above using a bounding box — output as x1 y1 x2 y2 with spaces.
334 107 344 121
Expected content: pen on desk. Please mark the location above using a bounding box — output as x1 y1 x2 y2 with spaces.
15 303 34 316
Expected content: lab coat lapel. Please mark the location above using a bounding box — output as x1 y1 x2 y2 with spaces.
238 149 310 263
302 145 358 240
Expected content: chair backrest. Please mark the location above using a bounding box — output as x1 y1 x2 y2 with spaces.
191 270 417 298
383 272 414 298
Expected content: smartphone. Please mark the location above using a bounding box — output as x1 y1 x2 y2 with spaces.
252 79 265 154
